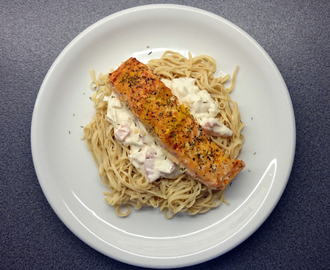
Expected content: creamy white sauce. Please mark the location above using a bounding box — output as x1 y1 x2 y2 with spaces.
104 94 181 183
162 78 233 137
104 77 232 183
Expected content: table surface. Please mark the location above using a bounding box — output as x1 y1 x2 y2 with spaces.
1 1 329 269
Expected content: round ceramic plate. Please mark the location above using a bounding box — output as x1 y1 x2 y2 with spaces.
31 4 295 269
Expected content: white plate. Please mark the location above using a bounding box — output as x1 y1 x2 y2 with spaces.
31 4 295 269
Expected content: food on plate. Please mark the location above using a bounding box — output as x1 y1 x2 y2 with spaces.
84 51 245 218
108 57 245 190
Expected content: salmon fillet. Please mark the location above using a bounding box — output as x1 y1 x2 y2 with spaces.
108 57 245 190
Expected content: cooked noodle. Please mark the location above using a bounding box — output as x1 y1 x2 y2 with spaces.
84 51 244 218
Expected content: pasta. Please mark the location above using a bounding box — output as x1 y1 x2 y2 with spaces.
83 51 244 218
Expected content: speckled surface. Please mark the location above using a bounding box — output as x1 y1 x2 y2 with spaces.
1 1 329 269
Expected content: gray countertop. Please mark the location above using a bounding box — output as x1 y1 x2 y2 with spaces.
1 1 329 269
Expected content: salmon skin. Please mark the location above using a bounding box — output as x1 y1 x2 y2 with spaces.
108 57 245 190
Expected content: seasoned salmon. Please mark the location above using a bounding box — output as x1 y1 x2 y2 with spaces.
108 57 245 190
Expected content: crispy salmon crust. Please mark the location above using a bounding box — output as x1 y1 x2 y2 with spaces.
108 57 245 190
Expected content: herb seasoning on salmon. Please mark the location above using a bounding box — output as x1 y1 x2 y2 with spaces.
108 57 245 190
